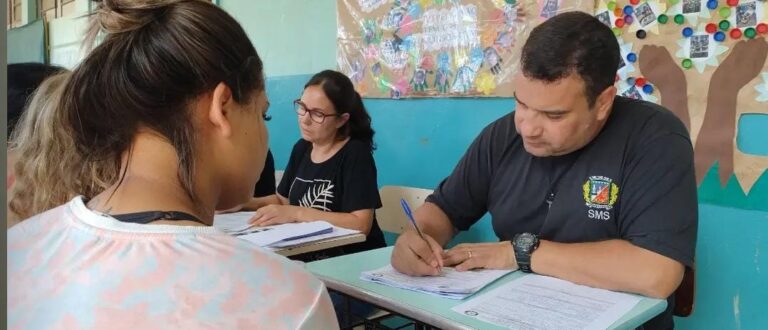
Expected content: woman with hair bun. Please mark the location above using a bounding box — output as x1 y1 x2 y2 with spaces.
7 1 338 328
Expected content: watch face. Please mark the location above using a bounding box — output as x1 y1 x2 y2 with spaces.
516 233 535 248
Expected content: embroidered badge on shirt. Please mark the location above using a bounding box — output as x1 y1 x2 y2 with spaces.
582 176 619 221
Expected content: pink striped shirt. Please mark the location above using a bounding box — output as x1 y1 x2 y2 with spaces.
8 197 339 329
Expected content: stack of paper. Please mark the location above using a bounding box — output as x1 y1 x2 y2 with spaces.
213 212 359 249
452 274 643 330
360 265 512 299
269 226 359 248
213 212 261 233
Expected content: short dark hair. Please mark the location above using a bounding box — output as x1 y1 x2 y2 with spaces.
520 11 619 107
304 70 376 151
7 63 65 138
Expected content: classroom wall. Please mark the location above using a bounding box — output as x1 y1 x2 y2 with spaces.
48 15 89 70
222 0 768 328
6 19 45 64
4 0 764 327
225 0 336 78
48 0 91 69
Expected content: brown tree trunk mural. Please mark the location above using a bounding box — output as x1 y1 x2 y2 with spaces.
639 45 691 131
640 38 768 186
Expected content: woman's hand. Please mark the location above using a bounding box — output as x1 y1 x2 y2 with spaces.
250 204 301 226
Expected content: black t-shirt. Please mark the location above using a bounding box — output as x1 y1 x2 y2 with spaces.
277 138 387 259
253 150 276 198
427 96 697 329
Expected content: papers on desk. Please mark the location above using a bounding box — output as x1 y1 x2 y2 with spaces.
213 212 259 233
360 265 512 300
269 226 359 248
213 212 359 249
452 274 642 330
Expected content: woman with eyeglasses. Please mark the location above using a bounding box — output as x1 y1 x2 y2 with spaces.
236 70 387 325
239 70 387 261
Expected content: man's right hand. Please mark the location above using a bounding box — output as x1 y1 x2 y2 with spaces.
391 230 445 276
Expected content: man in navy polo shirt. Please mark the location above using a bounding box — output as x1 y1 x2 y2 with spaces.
391 11 697 329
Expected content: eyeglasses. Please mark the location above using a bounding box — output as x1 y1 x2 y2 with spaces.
294 99 339 124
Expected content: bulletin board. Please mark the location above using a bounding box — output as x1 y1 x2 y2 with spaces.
600 0 768 193
337 0 595 98
336 0 768 195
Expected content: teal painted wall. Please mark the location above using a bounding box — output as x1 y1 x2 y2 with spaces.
7 20 45 64
675 204 768 330
738 114 768 156
220 0 337 77
223 1 768 328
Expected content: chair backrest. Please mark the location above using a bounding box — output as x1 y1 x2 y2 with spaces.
378 185 434 234
275 170 284 188
674 265 695 317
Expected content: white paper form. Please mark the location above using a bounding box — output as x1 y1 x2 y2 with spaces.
213 212 257 233
360 265 512 299
214 212 358 249
452 274 642 330
236 222 333 247
269 226 360 248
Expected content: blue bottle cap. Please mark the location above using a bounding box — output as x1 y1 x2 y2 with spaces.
714 31 726 42
642 84 654 94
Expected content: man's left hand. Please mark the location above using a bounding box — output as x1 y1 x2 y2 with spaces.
251 205 300 226
443 242 518 272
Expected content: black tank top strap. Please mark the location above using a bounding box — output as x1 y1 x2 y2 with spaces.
110 210 206 225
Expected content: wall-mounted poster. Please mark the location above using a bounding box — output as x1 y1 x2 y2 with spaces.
337 0 595 98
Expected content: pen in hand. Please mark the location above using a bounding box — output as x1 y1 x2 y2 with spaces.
400 198 442 271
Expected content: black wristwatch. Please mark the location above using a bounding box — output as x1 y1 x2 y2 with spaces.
512 233 540 273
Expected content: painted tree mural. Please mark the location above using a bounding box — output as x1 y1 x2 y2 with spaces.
597 0 768 204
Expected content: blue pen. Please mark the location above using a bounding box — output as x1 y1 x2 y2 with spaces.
400 198 440 268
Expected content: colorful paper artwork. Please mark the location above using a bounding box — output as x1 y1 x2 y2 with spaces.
338 0 594 98
675 25 730 73
599 0 768 193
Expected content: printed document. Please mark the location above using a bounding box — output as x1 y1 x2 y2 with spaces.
452 274 642 329
270 226 360 248
360 265 512 299
213 212 357 249
213 212 259 233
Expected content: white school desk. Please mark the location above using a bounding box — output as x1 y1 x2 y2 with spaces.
306 246 667 330
273 232 366 257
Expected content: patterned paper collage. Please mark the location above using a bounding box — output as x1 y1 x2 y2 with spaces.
338 0 768 196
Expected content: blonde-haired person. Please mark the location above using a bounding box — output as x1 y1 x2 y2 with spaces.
7 71 117 228
7 0 338 329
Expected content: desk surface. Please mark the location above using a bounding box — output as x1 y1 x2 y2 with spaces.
307 246 667 330
274 233 366 257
